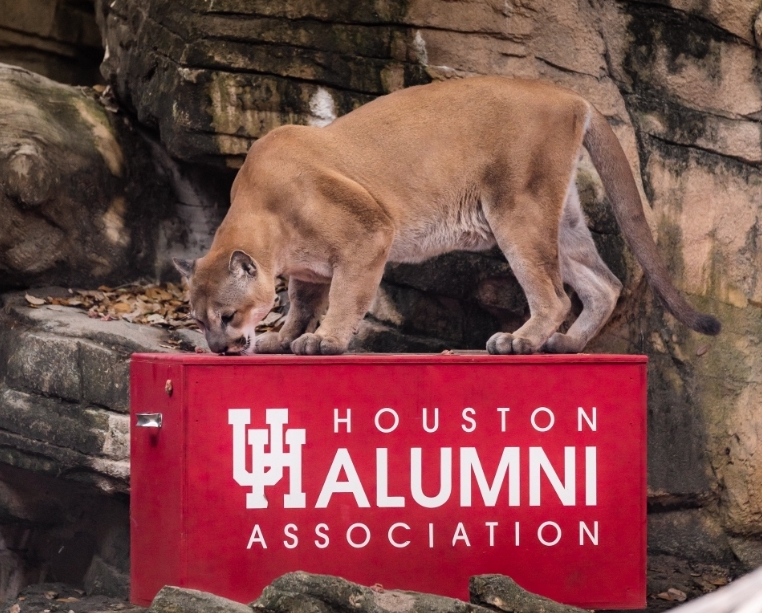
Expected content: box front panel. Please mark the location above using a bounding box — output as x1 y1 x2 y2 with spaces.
179 361 645 608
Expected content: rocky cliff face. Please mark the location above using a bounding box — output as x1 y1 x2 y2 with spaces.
96 0 430 168
0 0 761 602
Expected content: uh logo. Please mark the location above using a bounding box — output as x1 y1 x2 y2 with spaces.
228 408 306 509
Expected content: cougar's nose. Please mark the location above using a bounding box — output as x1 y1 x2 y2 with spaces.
207 337 228 354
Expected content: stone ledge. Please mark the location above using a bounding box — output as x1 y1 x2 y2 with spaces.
0 290 206 493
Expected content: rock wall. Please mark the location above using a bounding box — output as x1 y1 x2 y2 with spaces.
0 0 103 86
0 63 225 600
1 0 762 601
0 289 206 600
96 0 430 168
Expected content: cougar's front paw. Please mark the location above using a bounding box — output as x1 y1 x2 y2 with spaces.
486 332 538 355
318 335 345 355
254 331 292 354
541 332 584 354
291 333 347 355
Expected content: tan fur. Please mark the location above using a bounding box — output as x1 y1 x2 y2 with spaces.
175 76 720 355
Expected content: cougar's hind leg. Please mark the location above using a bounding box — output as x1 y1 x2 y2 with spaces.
255 279 329 353
485 194 571 355
543 186 622 353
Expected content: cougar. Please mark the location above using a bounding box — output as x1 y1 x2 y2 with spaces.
174 76 720 355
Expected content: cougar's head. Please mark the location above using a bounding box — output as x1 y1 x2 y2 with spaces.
173 250 275 355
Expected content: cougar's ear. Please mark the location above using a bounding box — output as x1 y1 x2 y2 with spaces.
173 258 195 278
229 250 257 279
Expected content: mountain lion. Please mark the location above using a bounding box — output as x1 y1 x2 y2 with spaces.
174 76 720 355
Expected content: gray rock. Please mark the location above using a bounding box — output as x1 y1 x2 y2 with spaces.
646 350 716 504
0 581 144 613
0 385 111 456
83 554 130 599
80 340 131 412
369 282 499 348
150 586 251 613
469 575 587 613
6 333 82 402
0 64 175 291
727 536 762 571
4 293 173 353
3 329 129 413
0 463 130 602
383 252 514 306
253 571 491 613
647 509 735 566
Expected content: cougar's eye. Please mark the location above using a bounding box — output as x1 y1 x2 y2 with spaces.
221 312 236 326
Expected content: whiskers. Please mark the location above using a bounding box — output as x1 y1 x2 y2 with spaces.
220 334 252 356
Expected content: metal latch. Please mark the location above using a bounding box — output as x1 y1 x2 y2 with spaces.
135 413 163 428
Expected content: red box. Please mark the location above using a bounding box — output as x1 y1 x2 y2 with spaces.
130 354 647 609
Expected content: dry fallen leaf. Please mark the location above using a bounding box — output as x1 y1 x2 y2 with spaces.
22 278 290 348
704 574 728 586
44 590 58 599
111 302 133 314
260 311 282 326
25 294 45 306
655 588 687 602
9 604 20 613
669 588 687 601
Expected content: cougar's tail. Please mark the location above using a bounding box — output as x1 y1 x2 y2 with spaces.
583 107 721 336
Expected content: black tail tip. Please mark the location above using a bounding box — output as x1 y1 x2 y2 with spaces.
694 314 721 336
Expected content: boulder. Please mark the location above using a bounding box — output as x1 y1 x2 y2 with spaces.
0 64 173 291
150 586 251 613
469 575 587 613
140 574 591 613
252 572 587 613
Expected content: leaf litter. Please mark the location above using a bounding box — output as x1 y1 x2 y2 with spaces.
24 279 289 346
